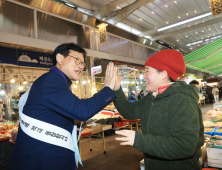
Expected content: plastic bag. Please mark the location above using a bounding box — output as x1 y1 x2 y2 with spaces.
9 128 18 143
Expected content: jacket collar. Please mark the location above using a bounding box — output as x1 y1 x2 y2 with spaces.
50 66 72 87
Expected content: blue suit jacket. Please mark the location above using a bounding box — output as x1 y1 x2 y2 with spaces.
6 69 116 170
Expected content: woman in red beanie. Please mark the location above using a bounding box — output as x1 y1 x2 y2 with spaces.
113 49 204 170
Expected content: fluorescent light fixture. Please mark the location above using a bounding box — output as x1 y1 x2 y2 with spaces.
157 12 212 32
66 2 75 7
117 6 121 9
143 39 147 44
144 35 151 39
186 40 203 46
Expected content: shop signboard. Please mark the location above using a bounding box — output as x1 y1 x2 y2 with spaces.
0 46 53 68
117 66 136 79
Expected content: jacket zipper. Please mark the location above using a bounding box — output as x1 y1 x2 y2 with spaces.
146 97 154 169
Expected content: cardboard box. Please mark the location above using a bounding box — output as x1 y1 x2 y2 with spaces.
207 148 222 168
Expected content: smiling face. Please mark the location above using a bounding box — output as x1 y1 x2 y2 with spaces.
55 50 85 81
144 66 171 92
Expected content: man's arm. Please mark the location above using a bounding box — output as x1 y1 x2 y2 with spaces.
43 75 116 121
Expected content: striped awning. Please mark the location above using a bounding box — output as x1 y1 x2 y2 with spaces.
184 37 222 76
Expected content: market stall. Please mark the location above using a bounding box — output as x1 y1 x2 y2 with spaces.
202 103 222 168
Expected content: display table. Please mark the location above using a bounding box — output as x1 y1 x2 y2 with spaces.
80 124 112 154
118 119 140 131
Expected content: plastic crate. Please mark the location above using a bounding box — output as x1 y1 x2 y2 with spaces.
213 127 222 136
204 127 216 136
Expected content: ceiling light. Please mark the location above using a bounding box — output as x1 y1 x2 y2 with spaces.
10 79 15 83
117 6 121 9
202 30 204 32
18 85 23 91
74 85 77 88
196 32 198 34
165 5 168 7
194 11 197 13
65 2 75 7
186 40 203 46
178 16 181 19
177 39 179 41
174 1 177 3
152 11 155 14
93 88 97 91
82 80 86 84
203 21 205 23
186 36 188 38
209 28 211 30
23 81 27 84
157 12 212 32
198 45 200 46
139 18 143 21
144 35 151 39
88 80 90 83
166 21 169 24
0 89 5 95
202 38 204 39
76 81 79 83
143 39 147 44
186 13 189 16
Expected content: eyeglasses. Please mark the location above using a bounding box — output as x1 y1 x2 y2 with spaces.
68 55 86 67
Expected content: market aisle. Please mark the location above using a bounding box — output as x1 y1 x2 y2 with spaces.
200 103 214 120
78 130 143 170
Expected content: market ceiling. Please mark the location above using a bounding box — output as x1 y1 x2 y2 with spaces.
61 0 222 75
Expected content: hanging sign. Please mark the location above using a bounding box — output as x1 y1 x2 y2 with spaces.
97 23 108 44
91 65 102 74
209 0 222 17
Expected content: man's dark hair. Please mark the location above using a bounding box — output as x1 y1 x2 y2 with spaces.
52 43 87 66
189 80 199 85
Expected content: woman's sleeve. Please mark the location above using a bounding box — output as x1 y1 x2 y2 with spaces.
114 87 150 120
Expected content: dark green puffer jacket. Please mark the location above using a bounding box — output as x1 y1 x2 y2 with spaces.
114 81 204 170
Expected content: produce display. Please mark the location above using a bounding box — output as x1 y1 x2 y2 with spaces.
91 114 111 120
0 122 18 142
81 128 92 134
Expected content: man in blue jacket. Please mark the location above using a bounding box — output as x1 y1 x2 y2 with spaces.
6 43 117 170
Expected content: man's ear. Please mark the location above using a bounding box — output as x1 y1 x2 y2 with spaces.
161 70 168 80
56 54 64 65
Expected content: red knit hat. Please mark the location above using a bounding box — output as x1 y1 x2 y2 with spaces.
144 49 186 81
